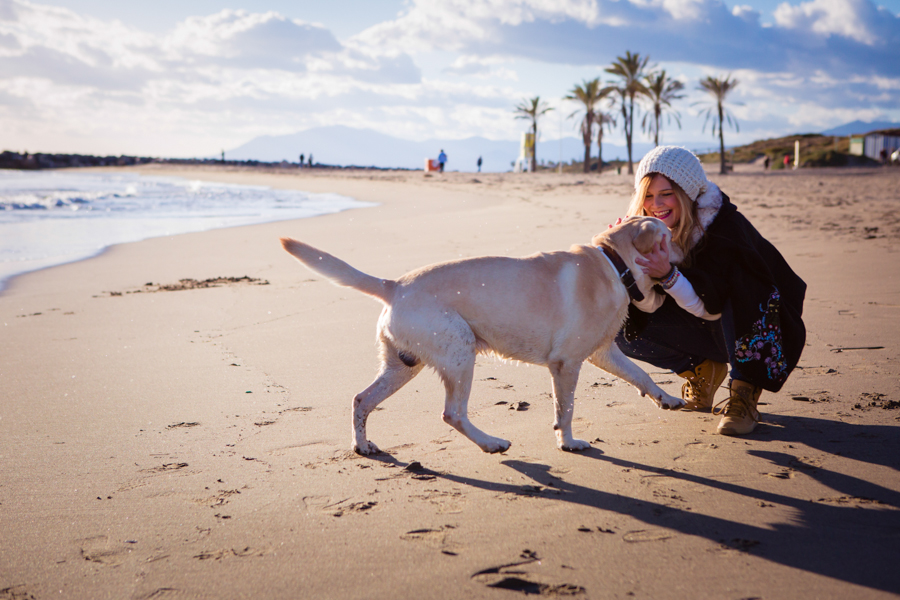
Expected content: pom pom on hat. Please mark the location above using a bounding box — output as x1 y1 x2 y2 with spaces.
634 146 709 202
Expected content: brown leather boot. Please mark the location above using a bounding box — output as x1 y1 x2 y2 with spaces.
677 359 728 411
715 380 762 436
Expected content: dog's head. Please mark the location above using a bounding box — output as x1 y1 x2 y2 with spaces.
592 216 671 255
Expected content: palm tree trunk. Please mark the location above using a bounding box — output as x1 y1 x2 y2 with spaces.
532 122 538 172
718 102 726 175
625 95 635 175
654 108 660 146
596 129 603 173
581 115 592 173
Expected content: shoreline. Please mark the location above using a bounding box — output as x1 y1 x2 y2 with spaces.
0 168 376 293
2 165 899 599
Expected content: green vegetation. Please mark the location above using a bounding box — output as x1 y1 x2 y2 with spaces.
697 134 878 168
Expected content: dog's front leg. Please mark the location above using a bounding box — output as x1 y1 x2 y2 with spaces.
549 360 591 451
440 366 511 454
588 346 684 409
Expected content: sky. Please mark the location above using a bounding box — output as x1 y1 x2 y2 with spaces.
1 0 898 158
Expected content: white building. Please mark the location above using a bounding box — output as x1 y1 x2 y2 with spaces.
849 129 900 162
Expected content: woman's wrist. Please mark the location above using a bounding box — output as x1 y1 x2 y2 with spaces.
655 265 680 290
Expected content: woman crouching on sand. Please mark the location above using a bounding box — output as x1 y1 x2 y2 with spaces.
615 146 807 435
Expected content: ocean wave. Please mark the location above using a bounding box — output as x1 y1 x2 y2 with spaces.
0 170 375 290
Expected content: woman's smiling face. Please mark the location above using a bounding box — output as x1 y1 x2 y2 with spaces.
642 174 681 229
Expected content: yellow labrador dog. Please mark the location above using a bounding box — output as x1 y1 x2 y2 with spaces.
281 216 683 455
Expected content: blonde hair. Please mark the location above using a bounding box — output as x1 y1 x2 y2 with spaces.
627 174 698 263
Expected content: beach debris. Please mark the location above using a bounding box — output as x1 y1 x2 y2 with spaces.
853 392 897 410
623 529 674 543
194 546 265 561
830 346 884 352
167 422 199 429
101 276 269 296
509 401 530 411
142 462 188 473
720 538 761 552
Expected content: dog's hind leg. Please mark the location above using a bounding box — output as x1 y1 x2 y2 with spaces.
549 360 591 451
587 345 684 409
352 341 423 455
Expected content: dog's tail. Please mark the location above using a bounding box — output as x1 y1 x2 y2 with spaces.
280 238 396 304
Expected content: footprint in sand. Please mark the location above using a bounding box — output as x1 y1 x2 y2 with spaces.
673 440 719 463
471 550 586 597
317 497 378 517
400 526 462 555
410 489 467 514
0 585 37 600
79 535 131 566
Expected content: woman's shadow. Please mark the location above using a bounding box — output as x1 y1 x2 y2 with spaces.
376 413 900 594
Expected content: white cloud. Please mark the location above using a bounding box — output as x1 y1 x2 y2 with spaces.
443 55 519 79
162 10 341 71
0 0 898 157
773 0 880 43
731 4 761 22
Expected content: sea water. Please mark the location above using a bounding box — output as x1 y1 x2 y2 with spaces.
0 169 374 291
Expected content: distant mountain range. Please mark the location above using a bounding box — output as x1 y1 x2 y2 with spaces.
224 120 900 172
820 120 900 137
224 125 661 172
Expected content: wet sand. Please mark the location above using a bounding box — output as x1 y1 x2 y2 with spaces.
1 164 899 599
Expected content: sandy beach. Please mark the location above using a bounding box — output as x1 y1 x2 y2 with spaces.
2 164 899 599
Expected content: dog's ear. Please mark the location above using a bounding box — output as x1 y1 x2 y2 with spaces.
633 220 661 254
590 232 608 246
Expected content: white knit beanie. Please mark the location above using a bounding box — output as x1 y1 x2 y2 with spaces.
634 146 709 202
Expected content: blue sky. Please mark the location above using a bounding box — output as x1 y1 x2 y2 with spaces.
1 0 898 158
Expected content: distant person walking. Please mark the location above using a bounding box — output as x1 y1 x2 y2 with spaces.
477 156 482 172
299 153 304 168
763 156 770 170
309 154 314 167
438 149 447 173
783 154 790 169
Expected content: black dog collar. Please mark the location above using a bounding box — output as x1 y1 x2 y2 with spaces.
597 244 645 302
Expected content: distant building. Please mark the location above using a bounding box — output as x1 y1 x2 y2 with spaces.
849 129 900 161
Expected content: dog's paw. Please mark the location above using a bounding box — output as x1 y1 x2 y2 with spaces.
480 437 511 454
559 438 592 452
353 440 380 455
657 392 685 410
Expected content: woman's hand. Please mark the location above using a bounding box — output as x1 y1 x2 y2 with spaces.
635 236 673 279
607 217 624 229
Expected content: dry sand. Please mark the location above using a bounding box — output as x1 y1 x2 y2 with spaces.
2 164 899 600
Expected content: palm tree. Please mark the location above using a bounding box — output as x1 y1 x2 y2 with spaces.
604 51 649 175
697 74 740 175
642 70 685 147
564 78 610 173
514 96 553 172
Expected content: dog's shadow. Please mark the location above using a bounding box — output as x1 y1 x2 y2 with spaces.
368 414 900 595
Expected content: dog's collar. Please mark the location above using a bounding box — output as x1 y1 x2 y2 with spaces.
597 244 645 302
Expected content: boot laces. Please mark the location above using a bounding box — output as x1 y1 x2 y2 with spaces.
681 380 701 402
713 392 759 422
